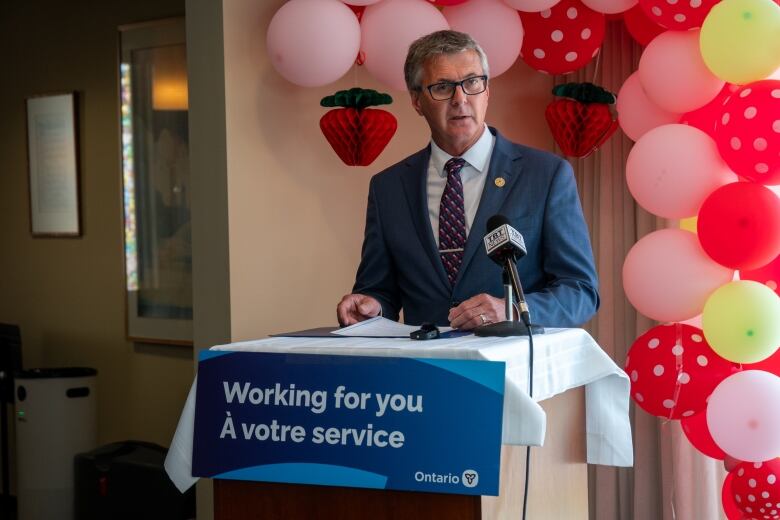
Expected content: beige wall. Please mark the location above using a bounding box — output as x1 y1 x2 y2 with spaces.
221 0 556 343
0 0 194 486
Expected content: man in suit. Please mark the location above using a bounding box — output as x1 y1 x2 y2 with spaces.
337 30 599 330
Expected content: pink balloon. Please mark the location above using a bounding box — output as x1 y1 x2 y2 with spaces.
623 229 734 322
267 0 362 87
340 0 382 5
707 370 780 462
518 0 606 75
617 72 681 141
638 29 725 113
361 0 450 91
626 124 738 218
713 80 780 185
679 83 740 138
581 0 637 14
638 0 720 30
443 0 524 78
504 0 562 14
681 314 703 328
429 0 471 5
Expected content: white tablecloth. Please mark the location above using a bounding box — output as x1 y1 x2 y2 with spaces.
164 328 633 492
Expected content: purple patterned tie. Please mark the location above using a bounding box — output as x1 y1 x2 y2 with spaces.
439 157 467 286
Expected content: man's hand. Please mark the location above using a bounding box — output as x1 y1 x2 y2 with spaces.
337 294 382 327
448 294 508 330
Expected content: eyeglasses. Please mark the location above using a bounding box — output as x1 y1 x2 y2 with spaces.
425 75 488 101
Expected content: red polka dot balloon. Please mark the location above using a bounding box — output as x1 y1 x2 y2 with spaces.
680 83 740 138
697 182 780 271
638 0 720 30
722 471 743 520
625 323 738 419
519 0 606 75
730 459 780 520
713 80 780 185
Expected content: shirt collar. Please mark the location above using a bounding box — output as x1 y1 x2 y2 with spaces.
430 124 493 178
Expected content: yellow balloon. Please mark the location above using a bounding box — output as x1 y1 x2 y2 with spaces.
702 280 780 363
679 217 697 234
700 0 780 84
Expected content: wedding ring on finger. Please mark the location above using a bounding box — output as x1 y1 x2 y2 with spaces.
479 313 487 325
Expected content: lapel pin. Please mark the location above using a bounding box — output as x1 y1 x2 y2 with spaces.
494 177 506 188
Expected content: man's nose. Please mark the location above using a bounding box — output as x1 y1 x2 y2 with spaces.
450 86 468 105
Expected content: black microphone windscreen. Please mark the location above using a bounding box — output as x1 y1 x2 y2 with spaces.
486 214 510 232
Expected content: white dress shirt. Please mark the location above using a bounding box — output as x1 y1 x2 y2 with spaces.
427 124 496 248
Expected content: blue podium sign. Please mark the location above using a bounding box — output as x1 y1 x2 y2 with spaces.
193 351 505 496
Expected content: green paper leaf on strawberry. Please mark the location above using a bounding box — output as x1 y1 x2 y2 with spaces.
546 82 619 158
320 87 397 166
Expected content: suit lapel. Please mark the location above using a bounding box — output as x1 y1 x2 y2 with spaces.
399 146 451 290
455 130 524 287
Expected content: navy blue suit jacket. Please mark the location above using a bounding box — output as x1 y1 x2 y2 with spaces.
353 127 599 328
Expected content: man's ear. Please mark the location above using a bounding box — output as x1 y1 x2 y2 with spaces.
410 91 423 116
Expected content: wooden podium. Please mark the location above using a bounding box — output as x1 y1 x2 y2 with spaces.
213 387 587 520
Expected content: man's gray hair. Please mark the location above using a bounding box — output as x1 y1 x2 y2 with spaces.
404 30 490 92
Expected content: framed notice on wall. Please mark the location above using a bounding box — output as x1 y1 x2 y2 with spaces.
26 92 81 237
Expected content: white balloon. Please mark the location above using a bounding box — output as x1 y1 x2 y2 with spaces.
707 370 780 462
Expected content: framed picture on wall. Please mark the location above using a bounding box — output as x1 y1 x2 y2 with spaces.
26 92 81 237
119 18 192 345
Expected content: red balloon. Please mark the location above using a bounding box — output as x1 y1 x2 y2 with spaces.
741 253 780 299
622 4 664 47
725 455 744 473
682 411 726 460
638 0 719 30
680 83 740 138
722 472 743 520
519 0 606 75
346 4 365 21
713 80 780 184
744 347 780 376
697 182 780 270
730 459 780 519
625 323 738 419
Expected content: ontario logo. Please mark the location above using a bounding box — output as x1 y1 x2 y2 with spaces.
413 469 479 488
462 469 479 488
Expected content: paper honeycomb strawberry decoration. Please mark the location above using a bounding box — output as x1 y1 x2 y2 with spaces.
320 87 397 166
545 82 619 158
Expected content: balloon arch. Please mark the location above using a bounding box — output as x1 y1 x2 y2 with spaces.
265 1 780 517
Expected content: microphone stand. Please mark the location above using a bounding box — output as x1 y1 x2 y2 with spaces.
475 256 545 337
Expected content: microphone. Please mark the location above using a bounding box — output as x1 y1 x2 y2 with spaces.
484 215 527 264
483 215 532 326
